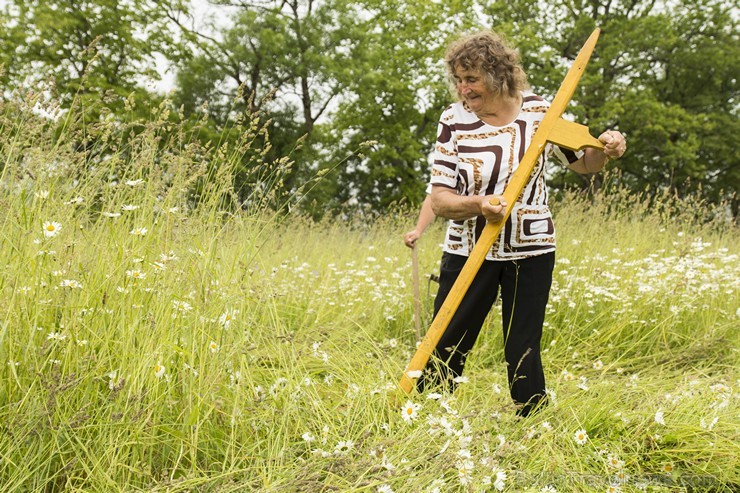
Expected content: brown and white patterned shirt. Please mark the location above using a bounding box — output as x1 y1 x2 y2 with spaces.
429 92 582 260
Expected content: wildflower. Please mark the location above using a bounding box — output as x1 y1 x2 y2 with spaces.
172 300 193 312
574 429 588 445
606 485 622 493
108 370 118 390
208 341 219 353
654 410 665 425
661 462 674 474
491 468 507 491
401 400 421 423
121 204 140 211
219 311 234 328
65 197 84 205
607 454 625 469
377 485 394 493
103 212 122 218
541 486 557 492
130 227 148 236
60 279 82 289
405 369 422 379
301 432 315 443
452 375 469 384
126 269 146 280
593 359 604 370
154 363 166 378
334 440 354 455
541 421 553 432
457 458 475 486
42 221 62 237
125 179 144 187
35 190 50 200
160 251 179 262
47 331 66 341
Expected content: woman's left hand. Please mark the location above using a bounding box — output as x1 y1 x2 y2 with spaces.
598 130 627 160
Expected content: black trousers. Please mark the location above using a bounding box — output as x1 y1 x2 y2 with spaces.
419 251 555 415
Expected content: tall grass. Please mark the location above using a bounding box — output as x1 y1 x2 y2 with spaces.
0 90 737 493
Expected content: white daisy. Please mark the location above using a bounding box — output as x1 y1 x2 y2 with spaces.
574 429 588 445
126 269 146 280
130 227 148 236
654 410 665 425
401 400 421 423
154 362 166 378
42 221 62 237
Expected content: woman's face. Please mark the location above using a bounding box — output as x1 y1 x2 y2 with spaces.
452 66 496 113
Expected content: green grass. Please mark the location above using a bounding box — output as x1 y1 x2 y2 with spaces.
0 92 738 492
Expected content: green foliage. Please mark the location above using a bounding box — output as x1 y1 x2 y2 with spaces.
0 0 737 217
0 0 185 119
0 93 738 491
482 0 738 212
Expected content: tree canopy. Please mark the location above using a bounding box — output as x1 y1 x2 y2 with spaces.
1 0 737 216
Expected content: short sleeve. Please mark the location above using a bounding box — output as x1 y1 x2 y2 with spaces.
429 120 459 189
547 142 584 167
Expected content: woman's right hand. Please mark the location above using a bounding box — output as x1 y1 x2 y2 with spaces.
480 195 507 223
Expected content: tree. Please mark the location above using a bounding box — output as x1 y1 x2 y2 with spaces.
480 0 738 211
0 0 186 115
171 0 479 216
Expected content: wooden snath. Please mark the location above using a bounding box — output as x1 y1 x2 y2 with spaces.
399 28 606 394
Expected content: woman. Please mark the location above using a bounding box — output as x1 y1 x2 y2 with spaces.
420 30 626 417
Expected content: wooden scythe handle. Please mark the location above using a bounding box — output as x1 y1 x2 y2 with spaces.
398 28 604 393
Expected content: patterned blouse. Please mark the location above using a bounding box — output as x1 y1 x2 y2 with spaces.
429 92 582 261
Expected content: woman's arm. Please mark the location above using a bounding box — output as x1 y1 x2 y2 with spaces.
430 186 507 224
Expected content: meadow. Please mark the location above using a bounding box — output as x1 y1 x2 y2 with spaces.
0 92 738 493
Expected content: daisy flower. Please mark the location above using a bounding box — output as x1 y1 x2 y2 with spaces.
541 486 557 492
574 429 588 445
334 440 354 455
377 485 394 493
301 432 315 443
154 362 166 378
491 468 507 491
457 458 474 486
607 454 625 469
130 227 148 236
60 279 82 289
126 269 146 280
125 179 144 187
661 462 674 474
219 311 234 328
43 221 62 237
654 410 665 425
121 204 140 211
208 341 219 353
401 400 421 423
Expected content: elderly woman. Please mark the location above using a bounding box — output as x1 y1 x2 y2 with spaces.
419 30 626 416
